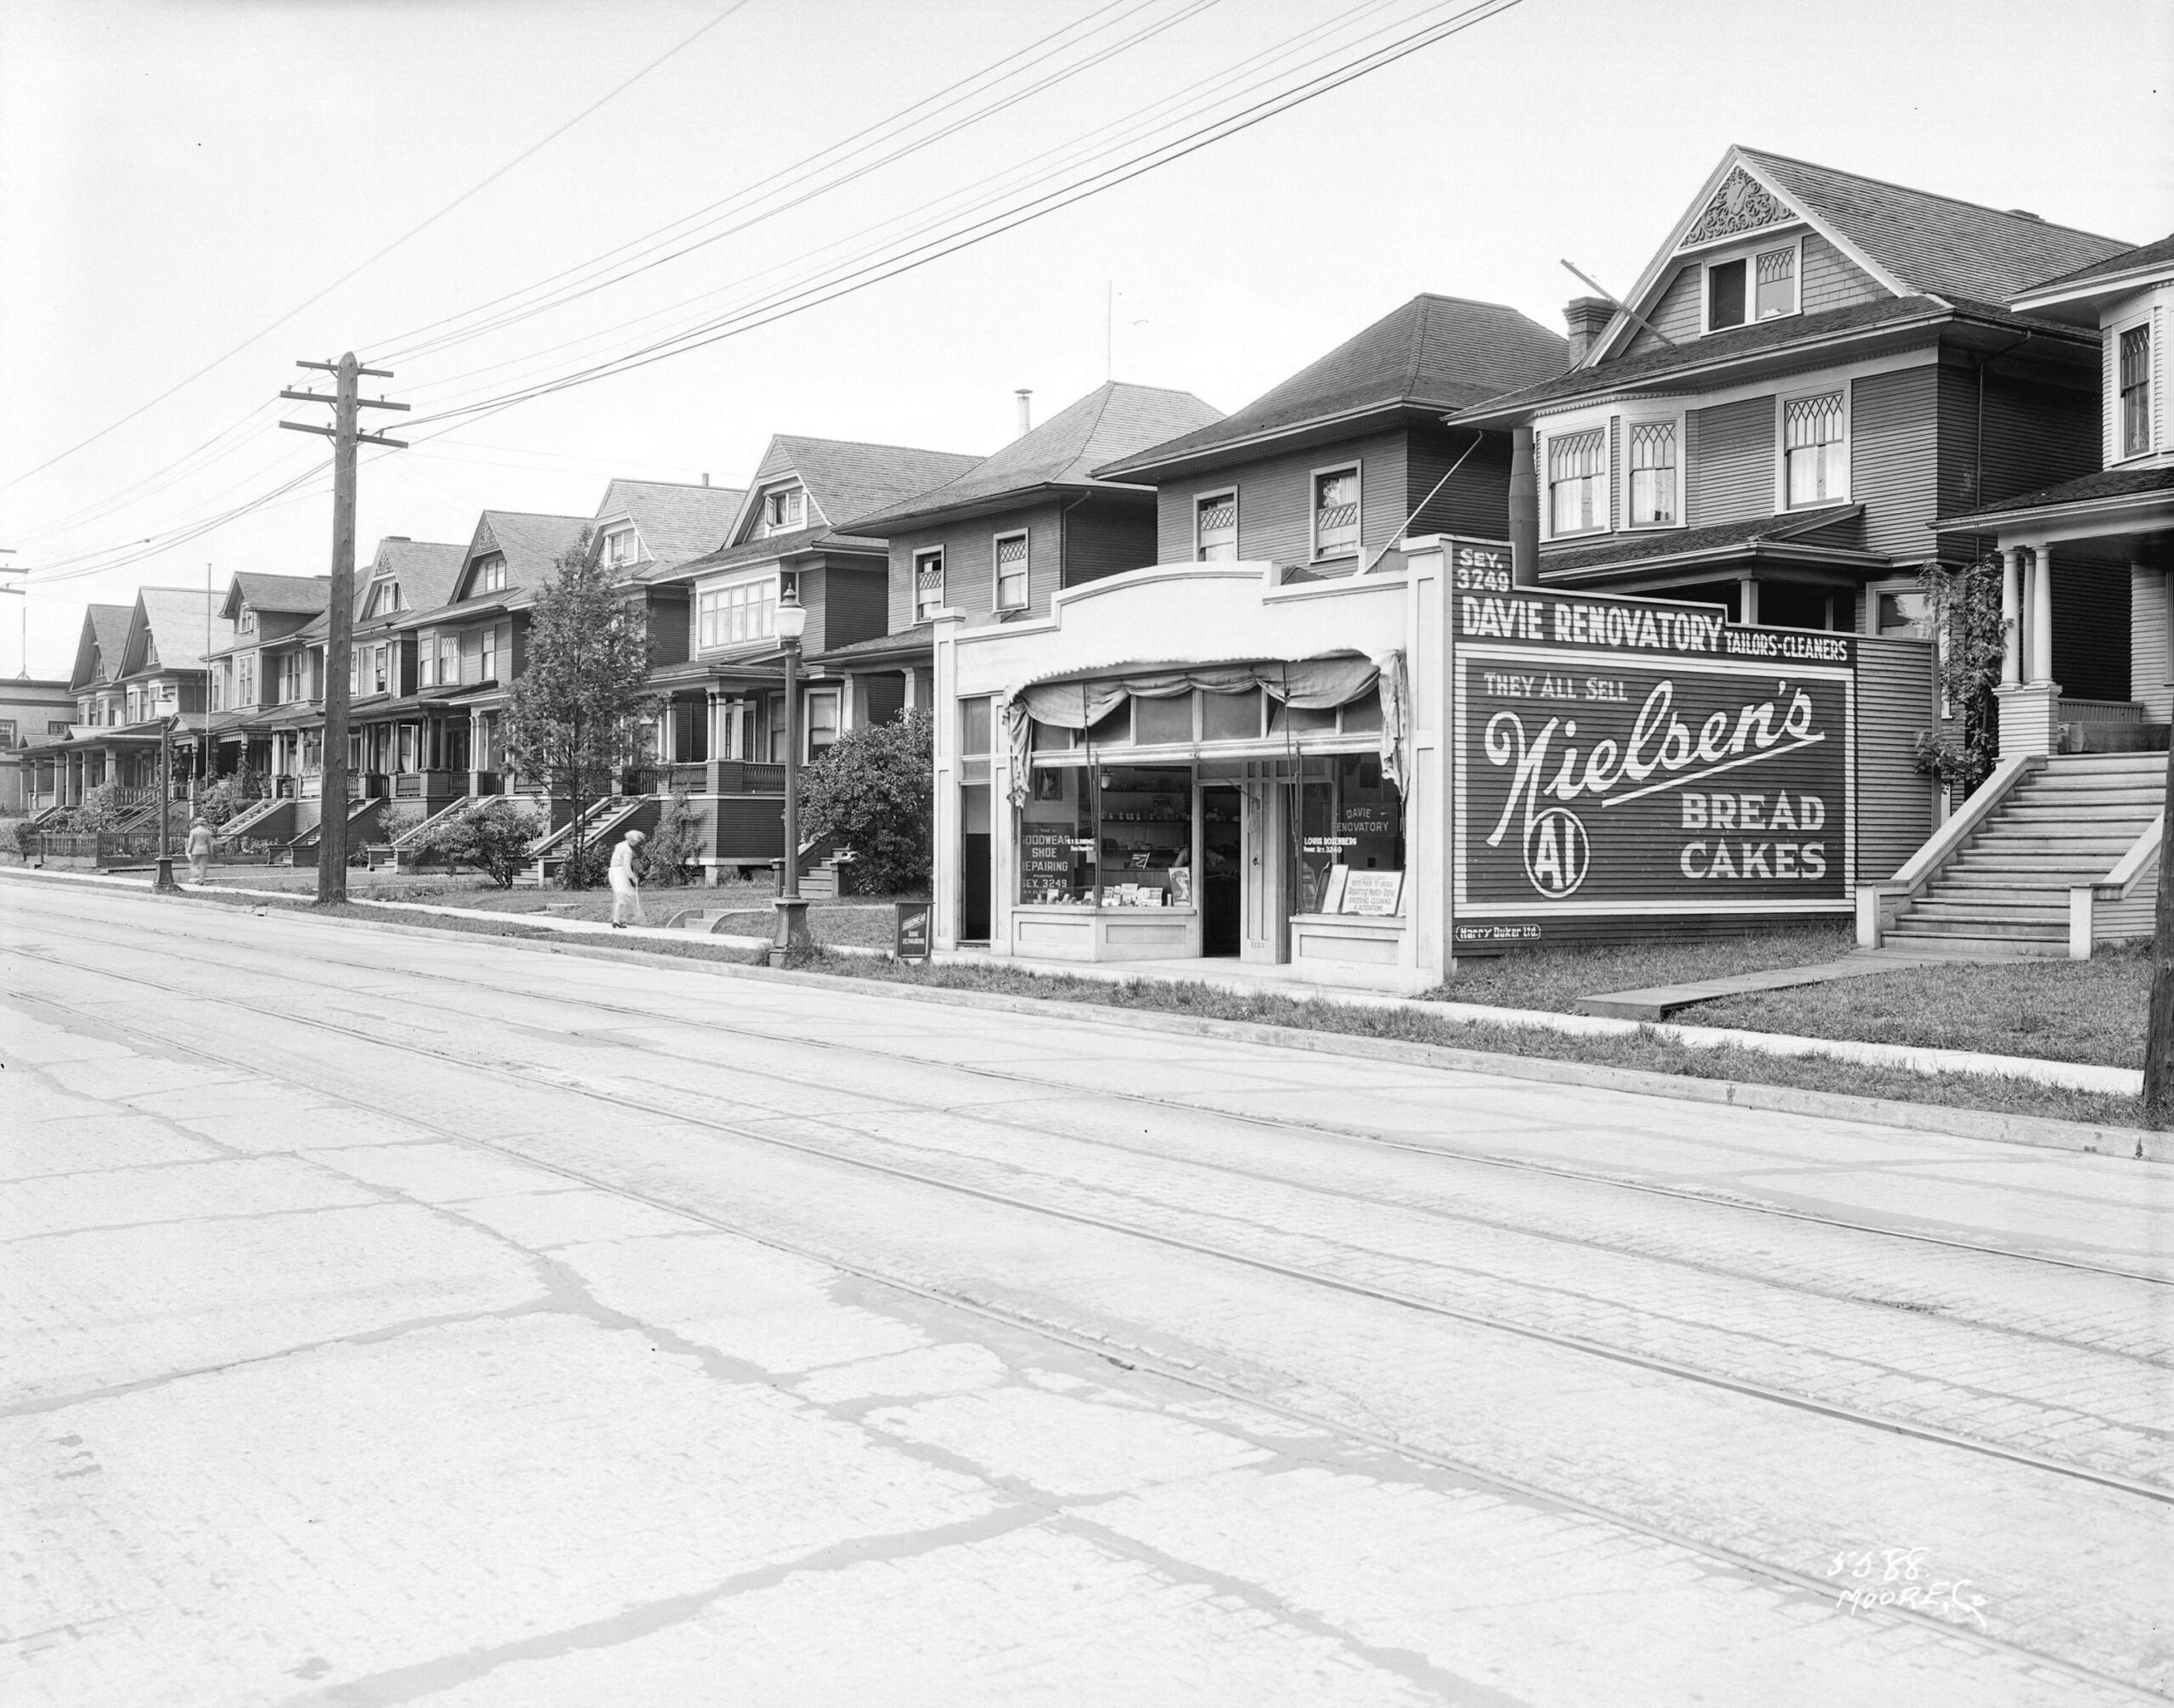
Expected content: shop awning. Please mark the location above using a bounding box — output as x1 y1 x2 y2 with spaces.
1002 651 1408 807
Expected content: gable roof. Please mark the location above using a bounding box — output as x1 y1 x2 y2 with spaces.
845 383 1222 533
127 587 230 675
1584 146 2130 369
594 479 747 572
1096 296 1568 480
676 436 983 577
452 510 592 604
71 604 135 691
362 538 466 612
222 572 331 621
2010 231 2174 316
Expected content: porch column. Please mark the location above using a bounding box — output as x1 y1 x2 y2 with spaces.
2028 544 2055 685
1999 547 2023 686
1737 577 1759 626
901 668 918 713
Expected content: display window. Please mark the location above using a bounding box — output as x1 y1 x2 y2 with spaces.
1296 753 1405 916
1018 763 1196 909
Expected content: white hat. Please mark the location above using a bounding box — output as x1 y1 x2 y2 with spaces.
625 829 646 843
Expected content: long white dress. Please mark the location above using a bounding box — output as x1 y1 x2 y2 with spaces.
607 839 645 925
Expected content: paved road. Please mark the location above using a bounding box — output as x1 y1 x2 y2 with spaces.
4 874 2170 1706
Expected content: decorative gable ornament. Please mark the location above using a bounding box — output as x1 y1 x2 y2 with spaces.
1681 166 1794 249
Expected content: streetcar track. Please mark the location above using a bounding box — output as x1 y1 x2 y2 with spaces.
13 891 2168 1294
19 913 2169 1390
11 931 2172 1510
4 943 2163 1703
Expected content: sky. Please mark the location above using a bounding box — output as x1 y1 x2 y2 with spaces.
3 0 2170 678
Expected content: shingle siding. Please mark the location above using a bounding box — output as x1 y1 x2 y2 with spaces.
1799 234 1885 315
814 562 890 652
1687 395 1775 527
1627 263 1704 357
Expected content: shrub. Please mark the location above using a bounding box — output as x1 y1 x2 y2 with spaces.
418 799 540 888
1912 558 2005 795
800 707 932 896
62 781 135 831
637 789 703 887
197 769 268 827
557 841 611 889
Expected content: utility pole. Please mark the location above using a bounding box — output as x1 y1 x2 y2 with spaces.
282 353 406 905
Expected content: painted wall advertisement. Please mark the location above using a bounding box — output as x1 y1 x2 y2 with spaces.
1449 572 1854 937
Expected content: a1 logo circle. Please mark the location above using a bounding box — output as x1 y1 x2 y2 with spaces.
1522 808 1590 899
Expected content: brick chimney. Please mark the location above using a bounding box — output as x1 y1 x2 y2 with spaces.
1563 297 1613 366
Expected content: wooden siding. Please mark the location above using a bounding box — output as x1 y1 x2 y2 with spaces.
1849 366 1939 560
1854 636 1939 882
1799 234 1884 315
1976 369 2101 511
885 499 1067 632
1687 395 1774 527
2051 551 2132 703
860 673 906 726
1060 493 1157 589
1153 430 1411 573
1625 263 1704 358
2132 567 2171 723
1406 425 1512 540
646 589 690 666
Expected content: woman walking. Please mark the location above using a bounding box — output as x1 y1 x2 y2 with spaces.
608 829 647 927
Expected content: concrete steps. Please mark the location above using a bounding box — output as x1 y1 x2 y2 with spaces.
1884 753 2162 957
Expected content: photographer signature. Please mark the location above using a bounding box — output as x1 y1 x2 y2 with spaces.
1826 1547 1988 1632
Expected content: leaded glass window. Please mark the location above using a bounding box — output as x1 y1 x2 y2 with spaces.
1783 392 1845 507
1196 492 1236 561
1755 246 1797 318
2121 324 2152 458
1627 422 1677 526
1313 470 1359 558
995 533 1028 610
1547 429 1607 534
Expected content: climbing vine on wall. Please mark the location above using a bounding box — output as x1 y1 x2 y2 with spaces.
1911 557 2008 794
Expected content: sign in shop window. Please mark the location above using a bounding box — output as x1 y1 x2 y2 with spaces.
1298 753 1404 917
1018 764 1194 908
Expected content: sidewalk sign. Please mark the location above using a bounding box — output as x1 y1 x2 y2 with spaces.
894 899 932 961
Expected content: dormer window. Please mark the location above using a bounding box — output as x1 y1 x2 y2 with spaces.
2120 324 2152 458
763 487 804 535
239 608 256 634
1705 240 1798 331
603 527 638 568
364 579 403 617
476 554 508 594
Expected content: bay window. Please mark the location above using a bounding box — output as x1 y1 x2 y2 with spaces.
697 577 780 649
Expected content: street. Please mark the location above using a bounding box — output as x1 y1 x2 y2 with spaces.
3 874 2170 1706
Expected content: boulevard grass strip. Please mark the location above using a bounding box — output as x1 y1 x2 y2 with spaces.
176 886 2149 1132
1429 922 1856 1012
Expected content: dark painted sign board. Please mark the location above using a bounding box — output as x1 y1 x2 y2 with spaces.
894 900 932 962
1442 541 1856 940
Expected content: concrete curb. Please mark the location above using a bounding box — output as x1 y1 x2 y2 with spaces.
7 865 2157 1164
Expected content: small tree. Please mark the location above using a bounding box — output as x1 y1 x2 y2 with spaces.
502 533 656 888
419 798 541 888
638 788 704 887
800 707 932 895
1910 557 2007 795
197 769 268 828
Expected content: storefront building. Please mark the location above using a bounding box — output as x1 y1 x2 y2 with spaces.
932 537 1933 994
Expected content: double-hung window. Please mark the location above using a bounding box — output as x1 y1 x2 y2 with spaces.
476 555 507 594
2120 324 2152 459
1783 392 1846 507
805 689 841 761
1626 422 1678 527
437 635 457 685
603 528 637 569
994 532 1028 611
1707 241 1798 330
1547 429 1607 535
480 626 498 681
372 645 390 694
914 548 944 621
1196 490 1237 561
1312 469 1359 560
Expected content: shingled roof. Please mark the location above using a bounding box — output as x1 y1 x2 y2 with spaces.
594 479 747 572
71 604 135 691
1095 296 1567 480
129 588 230 674
677 436 983 576
1737 148 2130 304
2011 231 2174 311
225 572 331 618
846 383 1222 533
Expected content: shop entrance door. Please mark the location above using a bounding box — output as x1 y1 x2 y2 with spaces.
960 784 992 942
1202 785 1242 955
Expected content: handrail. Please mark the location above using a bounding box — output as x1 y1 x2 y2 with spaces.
2096 810 2162 899
1884 753 2042 893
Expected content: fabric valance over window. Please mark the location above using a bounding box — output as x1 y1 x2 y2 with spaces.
1001 651 1408 807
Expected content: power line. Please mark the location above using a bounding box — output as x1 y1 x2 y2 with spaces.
0 0 752 498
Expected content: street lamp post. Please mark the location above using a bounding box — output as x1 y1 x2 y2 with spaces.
154 715 179 893
770 582 814 967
